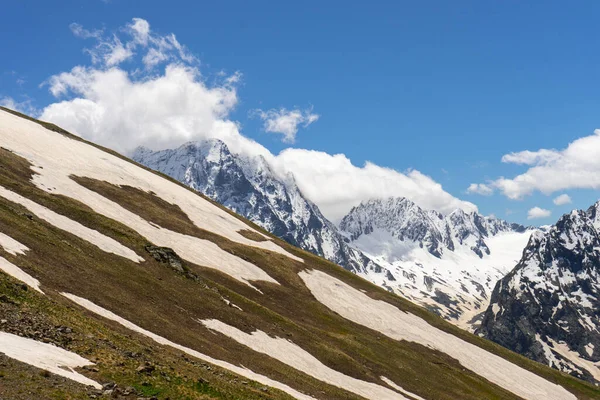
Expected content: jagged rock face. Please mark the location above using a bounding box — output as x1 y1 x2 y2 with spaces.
479 204 600 383
339 198 531 330
340 198 524 259
339 198 448 257
133 141 529 330
132 140 379 275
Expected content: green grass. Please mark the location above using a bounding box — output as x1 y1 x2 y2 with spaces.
0 107 599 399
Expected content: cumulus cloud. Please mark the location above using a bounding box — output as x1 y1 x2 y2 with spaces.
553 194 572 206
473 129 600 200
466 183 493 196
38 18 475 221
253 107 319 143
270 149 477 221
527 207 551 220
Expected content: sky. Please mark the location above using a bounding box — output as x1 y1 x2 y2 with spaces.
2 1 600 224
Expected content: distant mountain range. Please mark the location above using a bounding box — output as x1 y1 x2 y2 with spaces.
3 107 595 399
134 140 531 331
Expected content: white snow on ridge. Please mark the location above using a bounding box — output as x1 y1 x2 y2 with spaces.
201 319 416 400
0 231 28 255
61 293 314 400
0 185 144 263
299 269 577 400
0 331 101 389
0 109 300 288
353 230 532 330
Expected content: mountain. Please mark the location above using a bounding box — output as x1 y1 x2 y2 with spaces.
132 141 380 276
1 106 597 399
133 142 530 331
479 202 600 384
339 198 532 330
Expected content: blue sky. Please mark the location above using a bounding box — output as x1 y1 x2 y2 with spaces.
2 1 600 224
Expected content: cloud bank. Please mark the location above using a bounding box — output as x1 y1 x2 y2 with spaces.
470 129 600 201
36 18 475 221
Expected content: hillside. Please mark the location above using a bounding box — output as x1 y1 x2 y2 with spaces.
133 143 530 331
0 106 598 400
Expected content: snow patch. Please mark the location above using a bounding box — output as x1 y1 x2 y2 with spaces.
586 343 595 358
0 256 43 293
548 338 600 382
0 331 100 388
0 231 28 255
61 293 313 400
0 185 143 263
201 318 417 400
380 376 426 400
299 269 577 400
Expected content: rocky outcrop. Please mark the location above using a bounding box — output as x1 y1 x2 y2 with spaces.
478 204 600 383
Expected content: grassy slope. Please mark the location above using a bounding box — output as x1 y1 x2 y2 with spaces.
0 107 598 399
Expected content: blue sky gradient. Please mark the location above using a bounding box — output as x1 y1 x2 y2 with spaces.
2 0 600 224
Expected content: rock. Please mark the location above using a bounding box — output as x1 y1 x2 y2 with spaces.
136 362 155 374
479 206 600 384
144 245 186 273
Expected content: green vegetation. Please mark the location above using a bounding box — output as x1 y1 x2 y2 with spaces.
0 109 598 399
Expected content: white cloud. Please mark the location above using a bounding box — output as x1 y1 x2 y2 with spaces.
67 18 196 70
38 18 475 221
0 97 38 116
254 108 319 143
527 207 551 220
270 149 477 221
553 194 572 206
474 129 600 200
501 149 561 165
466 183 493 196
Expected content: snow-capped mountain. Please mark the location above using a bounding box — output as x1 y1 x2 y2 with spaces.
134 142 531 331
340 198 532 330
132 140 379 275
478 202 600 384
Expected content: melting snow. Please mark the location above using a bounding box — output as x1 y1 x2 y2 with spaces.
0 331 101 388
61 293 314 400
0 256 43 293
299 269 577 400
586 343 595 357
548 338 600 382
201 319 418 400
0 185 143 263
0 109 300 288
379 376 426 400
0 231 28 255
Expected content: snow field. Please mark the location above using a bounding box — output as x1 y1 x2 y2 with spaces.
299 269 577 400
